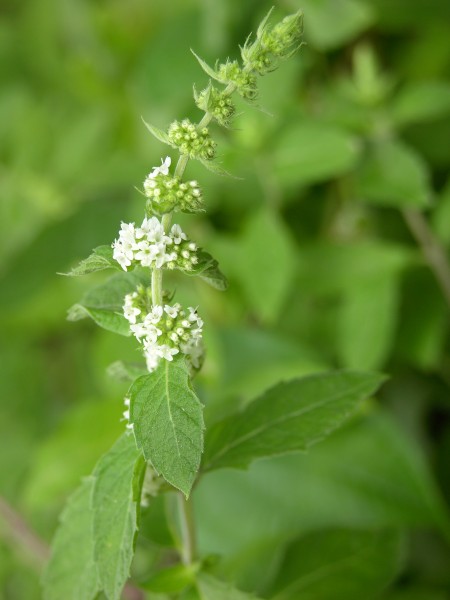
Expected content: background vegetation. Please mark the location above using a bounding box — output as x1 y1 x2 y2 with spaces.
1 0 450 597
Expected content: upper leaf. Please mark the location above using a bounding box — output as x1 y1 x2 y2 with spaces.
92 433 145 600
42 479 100 600
129 356 204 497
61 245 119 277
202 371 385 472
191 50 221 82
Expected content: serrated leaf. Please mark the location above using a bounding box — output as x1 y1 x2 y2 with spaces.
142 117 172 146
270 529 405 600
178 249 228 291
202 371 385 472
191 50 221 82
196 574 263 599
61 245 119 277
67 270 149 336
355 140 431 208
129 357 204 497
92 433 145 600
42 479 100 600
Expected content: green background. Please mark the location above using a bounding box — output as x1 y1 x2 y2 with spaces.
1 0 450 597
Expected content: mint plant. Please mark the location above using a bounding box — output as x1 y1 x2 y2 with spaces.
42 9 387 599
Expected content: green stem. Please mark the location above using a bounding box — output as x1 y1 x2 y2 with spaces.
177 492 196 565
151 267 163 306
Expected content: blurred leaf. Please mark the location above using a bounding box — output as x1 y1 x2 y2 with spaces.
355 140 431 208
43 479 100 600
24 400 124 511
129 356 204 497
202 371 385 472
180 249 228 291
216 326 327 399
273 121 361 187
67 304 130 336
196 573 262 599
296 241 414 295
270 529 404 600
337 275 399 369
142 563 199 594
107 360 148 382
390 81 450 126
195 412 450 585
67 270 150 336
62 245 119 277
92 433 145 600
291 0 374 50
233 208 296 322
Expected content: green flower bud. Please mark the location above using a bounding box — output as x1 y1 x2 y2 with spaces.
168 119 216 161
216 60 258 101
194 83 236 127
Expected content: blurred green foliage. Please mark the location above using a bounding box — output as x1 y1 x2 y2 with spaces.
1 0 450 597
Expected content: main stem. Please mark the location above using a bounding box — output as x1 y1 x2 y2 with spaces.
177 492 196 564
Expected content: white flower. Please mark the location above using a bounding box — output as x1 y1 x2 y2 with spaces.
149 156 172 179
170 224 187 245
164 304 180 318
123 293 141 324
157 344 179 361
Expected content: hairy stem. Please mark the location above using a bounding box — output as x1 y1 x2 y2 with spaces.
177 492 196 564
402 208 450 309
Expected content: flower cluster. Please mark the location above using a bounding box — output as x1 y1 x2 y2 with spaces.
123 296 204 374
168 119 216 161
217 60 258 101
241 10 303 75
112 218 198 272
194 85 236 127
143 157 203 216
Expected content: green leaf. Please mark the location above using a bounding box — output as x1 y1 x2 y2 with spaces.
42 479 100 600
60 245 119 277
191 50 221 81
142 563 199 594
355 140 431 208
92 433 145 600
67 304 130 336
270 529 405 600
107 360 149 382
202 371 385 472
337 275 399 370
289 0 374 50
234 208 296 322
431 178 450 245
196 574 262 600
178 249 228 291
141 118 172 146
129 356 204 497
23 399 124 511
390 81 450 127
273 122 361 187
199 158 238 178
67 270 149 336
